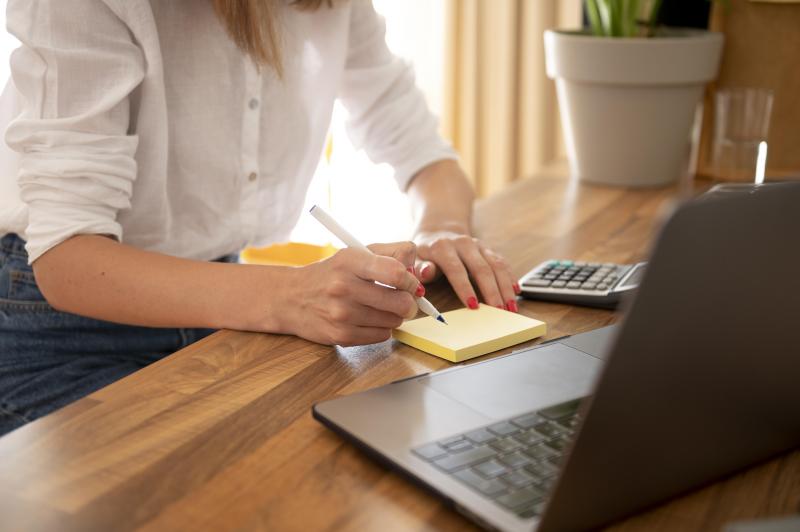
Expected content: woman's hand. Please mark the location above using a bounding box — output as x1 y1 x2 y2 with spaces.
414 230 521 312
282 242 424 346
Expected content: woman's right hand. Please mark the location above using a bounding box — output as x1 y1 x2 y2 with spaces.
280 243 424 346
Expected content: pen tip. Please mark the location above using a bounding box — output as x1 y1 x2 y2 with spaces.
436 315 447 324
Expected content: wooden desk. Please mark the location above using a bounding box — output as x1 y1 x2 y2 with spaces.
1 176 798 531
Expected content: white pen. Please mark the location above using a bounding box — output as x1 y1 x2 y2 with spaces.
309 205 447 324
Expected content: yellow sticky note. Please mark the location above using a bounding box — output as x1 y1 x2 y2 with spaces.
393 304 547 363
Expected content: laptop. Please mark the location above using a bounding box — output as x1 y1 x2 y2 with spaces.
313 182 800 531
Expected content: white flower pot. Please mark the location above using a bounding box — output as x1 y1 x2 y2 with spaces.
544 29 724 187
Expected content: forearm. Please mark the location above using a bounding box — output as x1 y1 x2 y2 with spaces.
407 159 474 236
32 235 288 332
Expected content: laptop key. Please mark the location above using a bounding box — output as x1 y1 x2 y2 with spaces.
491 437 523 453
454 468 508 497
488 421 519 436
500 451 531 469
538 398 582 420
503 469 538 489
544 437 569 452
439 435 466 448
413 443 448 461
497 486 546 511
537 476 556 491
432 446 497 472
514 430 545 446
532 421 564 438
511 412 542 429
474 459 509 478
464 427 496 444
524 444 558 460
525 460 559 478
446 439 475 453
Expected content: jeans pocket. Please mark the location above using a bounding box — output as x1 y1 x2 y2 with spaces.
8 269 47 302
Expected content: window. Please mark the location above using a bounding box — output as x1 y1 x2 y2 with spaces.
291 0 447 246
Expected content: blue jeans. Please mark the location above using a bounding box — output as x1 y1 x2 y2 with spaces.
0 233 235 436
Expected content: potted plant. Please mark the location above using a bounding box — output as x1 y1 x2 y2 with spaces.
544 0 724 187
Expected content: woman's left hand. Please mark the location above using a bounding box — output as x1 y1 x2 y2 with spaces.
414 230 521 312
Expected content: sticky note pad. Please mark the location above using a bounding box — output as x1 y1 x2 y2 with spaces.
393 304 547 362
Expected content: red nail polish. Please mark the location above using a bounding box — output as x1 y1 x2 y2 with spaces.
513 282 521 294
467 296 478 309
415 284 425 297
407 266 413 273
506 300 518 313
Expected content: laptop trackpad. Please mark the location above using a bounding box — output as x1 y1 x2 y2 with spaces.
419 343 603 420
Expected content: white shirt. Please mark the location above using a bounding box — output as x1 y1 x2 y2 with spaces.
0 0 456 263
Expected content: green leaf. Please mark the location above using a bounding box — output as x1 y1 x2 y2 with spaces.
586 0 604 36
597 0 612 36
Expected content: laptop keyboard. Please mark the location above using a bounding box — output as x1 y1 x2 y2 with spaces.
412 398 583 519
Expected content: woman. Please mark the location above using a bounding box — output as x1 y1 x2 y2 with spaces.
0 0 520 436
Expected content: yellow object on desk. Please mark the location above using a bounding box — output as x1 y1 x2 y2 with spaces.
393 304 546 363
241 242 338 266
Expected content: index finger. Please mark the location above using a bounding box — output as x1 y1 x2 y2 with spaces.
356 253 423 297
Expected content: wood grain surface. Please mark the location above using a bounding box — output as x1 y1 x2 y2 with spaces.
1 176 798 531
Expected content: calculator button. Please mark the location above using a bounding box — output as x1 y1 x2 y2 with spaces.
551 281 566 288
566 281 581 289
581 282 597 290
597 284 609 291
574 261 587 267
525 279 552 287
561 260 574 267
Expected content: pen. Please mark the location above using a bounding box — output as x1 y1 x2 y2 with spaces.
309 205 447 324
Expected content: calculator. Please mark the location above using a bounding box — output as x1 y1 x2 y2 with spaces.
518 260 647 309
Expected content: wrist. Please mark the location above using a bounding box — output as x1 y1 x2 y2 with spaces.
414 222 471 239
215 263 295 333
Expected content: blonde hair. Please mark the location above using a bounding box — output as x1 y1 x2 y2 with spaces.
212 0 333 77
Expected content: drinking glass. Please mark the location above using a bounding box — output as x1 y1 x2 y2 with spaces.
711 88 774 181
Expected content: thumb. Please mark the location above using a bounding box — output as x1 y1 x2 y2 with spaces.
415 260 439 283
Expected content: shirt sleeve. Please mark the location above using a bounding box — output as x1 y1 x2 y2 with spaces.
338 2 458 191
4 0 145 263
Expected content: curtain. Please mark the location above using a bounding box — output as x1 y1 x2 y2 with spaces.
442 0 582 197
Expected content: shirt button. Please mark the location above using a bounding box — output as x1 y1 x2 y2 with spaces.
248 172 257 182
248 98 259 110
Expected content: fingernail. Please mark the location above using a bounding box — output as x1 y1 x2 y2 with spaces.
420 264 431 279
415 284 425 297
467 296 478 309
506 300 518 313
407 266 414 274
513 282 521 295
496 304 504 309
